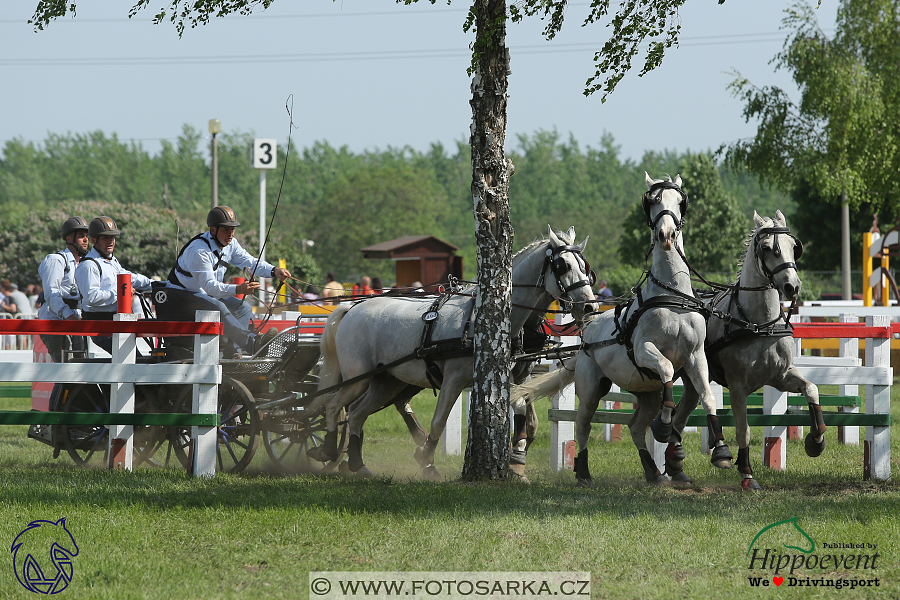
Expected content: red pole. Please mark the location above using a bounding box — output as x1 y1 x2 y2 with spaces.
117 273 132 314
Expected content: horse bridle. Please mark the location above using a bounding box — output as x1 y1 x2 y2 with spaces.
754 226 803 280
642 181 689 231
536 243 596 305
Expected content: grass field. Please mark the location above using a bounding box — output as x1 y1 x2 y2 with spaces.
1 384 898 600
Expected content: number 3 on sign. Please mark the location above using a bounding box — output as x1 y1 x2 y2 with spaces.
252 138 277 169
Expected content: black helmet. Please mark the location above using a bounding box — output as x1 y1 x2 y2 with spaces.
207 206 241 228
61 216 89 240
89 216 120 238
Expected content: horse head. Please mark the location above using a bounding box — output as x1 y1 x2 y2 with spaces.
11 518 79 594
643 172 688 251
546 225 597 321
752 210 803 300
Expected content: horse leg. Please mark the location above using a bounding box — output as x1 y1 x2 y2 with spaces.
776 367 825 457
415 360 469 480
307 378 370 462
665 380 700 484
344 377 410 477
730 387 761 491
573 358 610 487
392 385 427 445
629 391 668 483
631 342 678 444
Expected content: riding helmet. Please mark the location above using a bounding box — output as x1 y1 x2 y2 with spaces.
207 206 241 228
60 216 89 239
88 216 121 238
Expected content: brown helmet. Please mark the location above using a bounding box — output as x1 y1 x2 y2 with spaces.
207 206 241 228
61 216 89 240
89 216 120 238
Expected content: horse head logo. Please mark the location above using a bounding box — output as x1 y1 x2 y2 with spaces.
747 516 815 557
11 518 79 594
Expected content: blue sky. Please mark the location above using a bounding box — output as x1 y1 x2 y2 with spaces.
1 0 838 163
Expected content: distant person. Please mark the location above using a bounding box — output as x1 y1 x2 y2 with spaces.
371 277 385 295
37 217 89 362
410 281 424 292
595 279 613 303
322 272 344 305
303 284 322 307
75 216 154 354
352 275 372 297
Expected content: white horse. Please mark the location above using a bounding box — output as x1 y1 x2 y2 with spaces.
311 226 598 478
512 173 725 484
658 210 823 490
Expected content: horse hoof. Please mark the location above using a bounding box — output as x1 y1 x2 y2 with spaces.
575 476 594 488
422 465 441 481
353 465 373 479
710 445 733 469
652 473 672 485
668 471 692 485
414 445 432 468
509 463 530 483
510 449 527 465
649 416 672 443
741 478 762 492
805 433 826 457
338 460 351 475
307 445 337 463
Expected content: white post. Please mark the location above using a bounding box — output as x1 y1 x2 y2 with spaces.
192 310 220 477
865 314 891 480
108 313 137 470
259 169 267 305
762 386 787 470
602 383 621 442
550 311 578 472
838 313 860 445
442 389 464 456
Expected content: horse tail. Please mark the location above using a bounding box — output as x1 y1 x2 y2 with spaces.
509 356 578 406
317 304 353 393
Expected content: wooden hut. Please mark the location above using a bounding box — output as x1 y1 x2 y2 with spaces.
361 236 463 292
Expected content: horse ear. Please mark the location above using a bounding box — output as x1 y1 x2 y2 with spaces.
753 211 765 227
675 174 683 187
548 225 561 246
775 209 786 224
579 236 589 252
566 226 575 242
645 171 655 188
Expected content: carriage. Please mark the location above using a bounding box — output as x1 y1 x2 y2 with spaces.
28 319 346 474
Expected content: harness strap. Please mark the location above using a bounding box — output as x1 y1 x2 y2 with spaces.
168 234 224 286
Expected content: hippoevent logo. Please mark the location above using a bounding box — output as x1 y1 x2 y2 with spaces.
10 518 79 594
746 517 880 591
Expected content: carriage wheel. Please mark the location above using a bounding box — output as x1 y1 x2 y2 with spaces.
60 384 109 467
169 377 260 473
261 403 348 474
60 384 170 468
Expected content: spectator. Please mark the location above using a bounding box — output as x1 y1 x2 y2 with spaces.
6 283 32 316
31 284 44 310
352 275 372 297
322 272 344 305
303 284 323 308
371 277 385 295
410 281 425 292
595 279 614 303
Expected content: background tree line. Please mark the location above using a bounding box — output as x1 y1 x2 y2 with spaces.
1 126 800 293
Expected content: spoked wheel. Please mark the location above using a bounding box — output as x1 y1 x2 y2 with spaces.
60 384 172 468
132 385 174 468
261 401 348 473
170 377 260 473
60 384 109 467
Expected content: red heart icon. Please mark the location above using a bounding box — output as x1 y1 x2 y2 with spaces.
773 577 784 586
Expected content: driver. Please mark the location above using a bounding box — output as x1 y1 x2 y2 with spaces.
159 206 290 356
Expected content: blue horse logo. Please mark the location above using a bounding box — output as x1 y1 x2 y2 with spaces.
11 518 79 594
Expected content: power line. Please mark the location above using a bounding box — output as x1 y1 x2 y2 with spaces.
0 34 800 67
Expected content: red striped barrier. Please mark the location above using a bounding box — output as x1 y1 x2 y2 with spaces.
0 320 223 336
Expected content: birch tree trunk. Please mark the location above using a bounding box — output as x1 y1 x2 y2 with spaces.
461 0 514 481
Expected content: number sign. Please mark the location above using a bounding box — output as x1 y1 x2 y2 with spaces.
252 139 277 169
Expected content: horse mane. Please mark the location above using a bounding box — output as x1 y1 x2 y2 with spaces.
735 214 776 276
512 229 574 265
